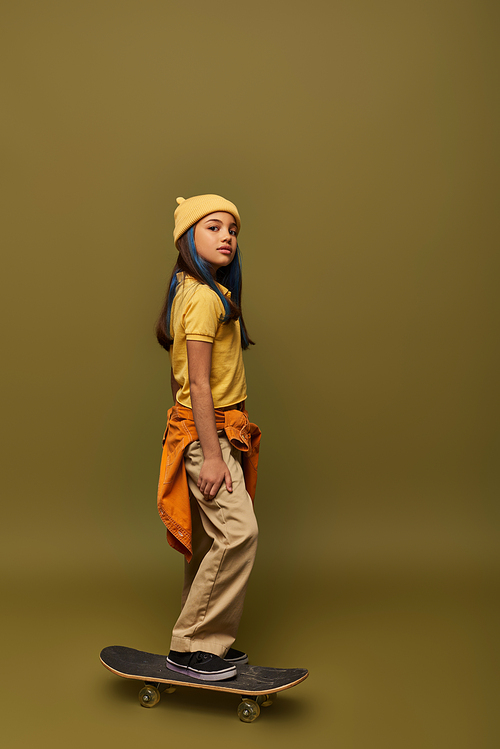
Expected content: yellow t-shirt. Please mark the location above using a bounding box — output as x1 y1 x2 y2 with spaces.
169 274 247 409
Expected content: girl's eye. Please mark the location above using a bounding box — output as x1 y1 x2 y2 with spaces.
208 225 218 231
230 229 237 236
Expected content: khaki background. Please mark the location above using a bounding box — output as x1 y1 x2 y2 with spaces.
1 1 498 747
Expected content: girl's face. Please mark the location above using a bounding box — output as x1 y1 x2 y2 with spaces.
194 212 238 276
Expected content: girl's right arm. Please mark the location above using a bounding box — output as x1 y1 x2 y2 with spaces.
186 340 233 500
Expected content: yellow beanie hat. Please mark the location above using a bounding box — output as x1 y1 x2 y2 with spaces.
173 194 241 244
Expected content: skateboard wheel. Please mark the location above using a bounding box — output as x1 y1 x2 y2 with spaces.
237 698 260 723
139 684 160 708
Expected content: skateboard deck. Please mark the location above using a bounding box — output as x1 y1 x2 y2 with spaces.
100 645 308 722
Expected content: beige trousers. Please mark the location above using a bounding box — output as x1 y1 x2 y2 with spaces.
170 433 258 658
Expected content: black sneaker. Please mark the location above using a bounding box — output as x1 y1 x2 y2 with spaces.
224 647 249 664
166 650 237 681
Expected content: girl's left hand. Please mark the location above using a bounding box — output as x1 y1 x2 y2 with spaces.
197 456 233 500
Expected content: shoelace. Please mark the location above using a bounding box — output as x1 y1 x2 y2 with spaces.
195 652 212 663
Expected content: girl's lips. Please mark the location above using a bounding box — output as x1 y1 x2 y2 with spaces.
217 248 232 254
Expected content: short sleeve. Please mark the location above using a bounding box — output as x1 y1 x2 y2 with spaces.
183 286 223 343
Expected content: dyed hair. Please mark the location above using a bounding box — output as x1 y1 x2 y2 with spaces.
155 226 254 351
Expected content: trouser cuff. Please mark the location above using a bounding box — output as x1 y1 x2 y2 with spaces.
170 636 229 658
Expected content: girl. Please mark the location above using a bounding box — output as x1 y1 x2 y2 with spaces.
155 194 261 682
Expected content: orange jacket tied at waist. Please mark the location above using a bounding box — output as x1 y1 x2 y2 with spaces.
157 402 261 561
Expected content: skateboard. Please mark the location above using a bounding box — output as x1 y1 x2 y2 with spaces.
100 645 308 722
